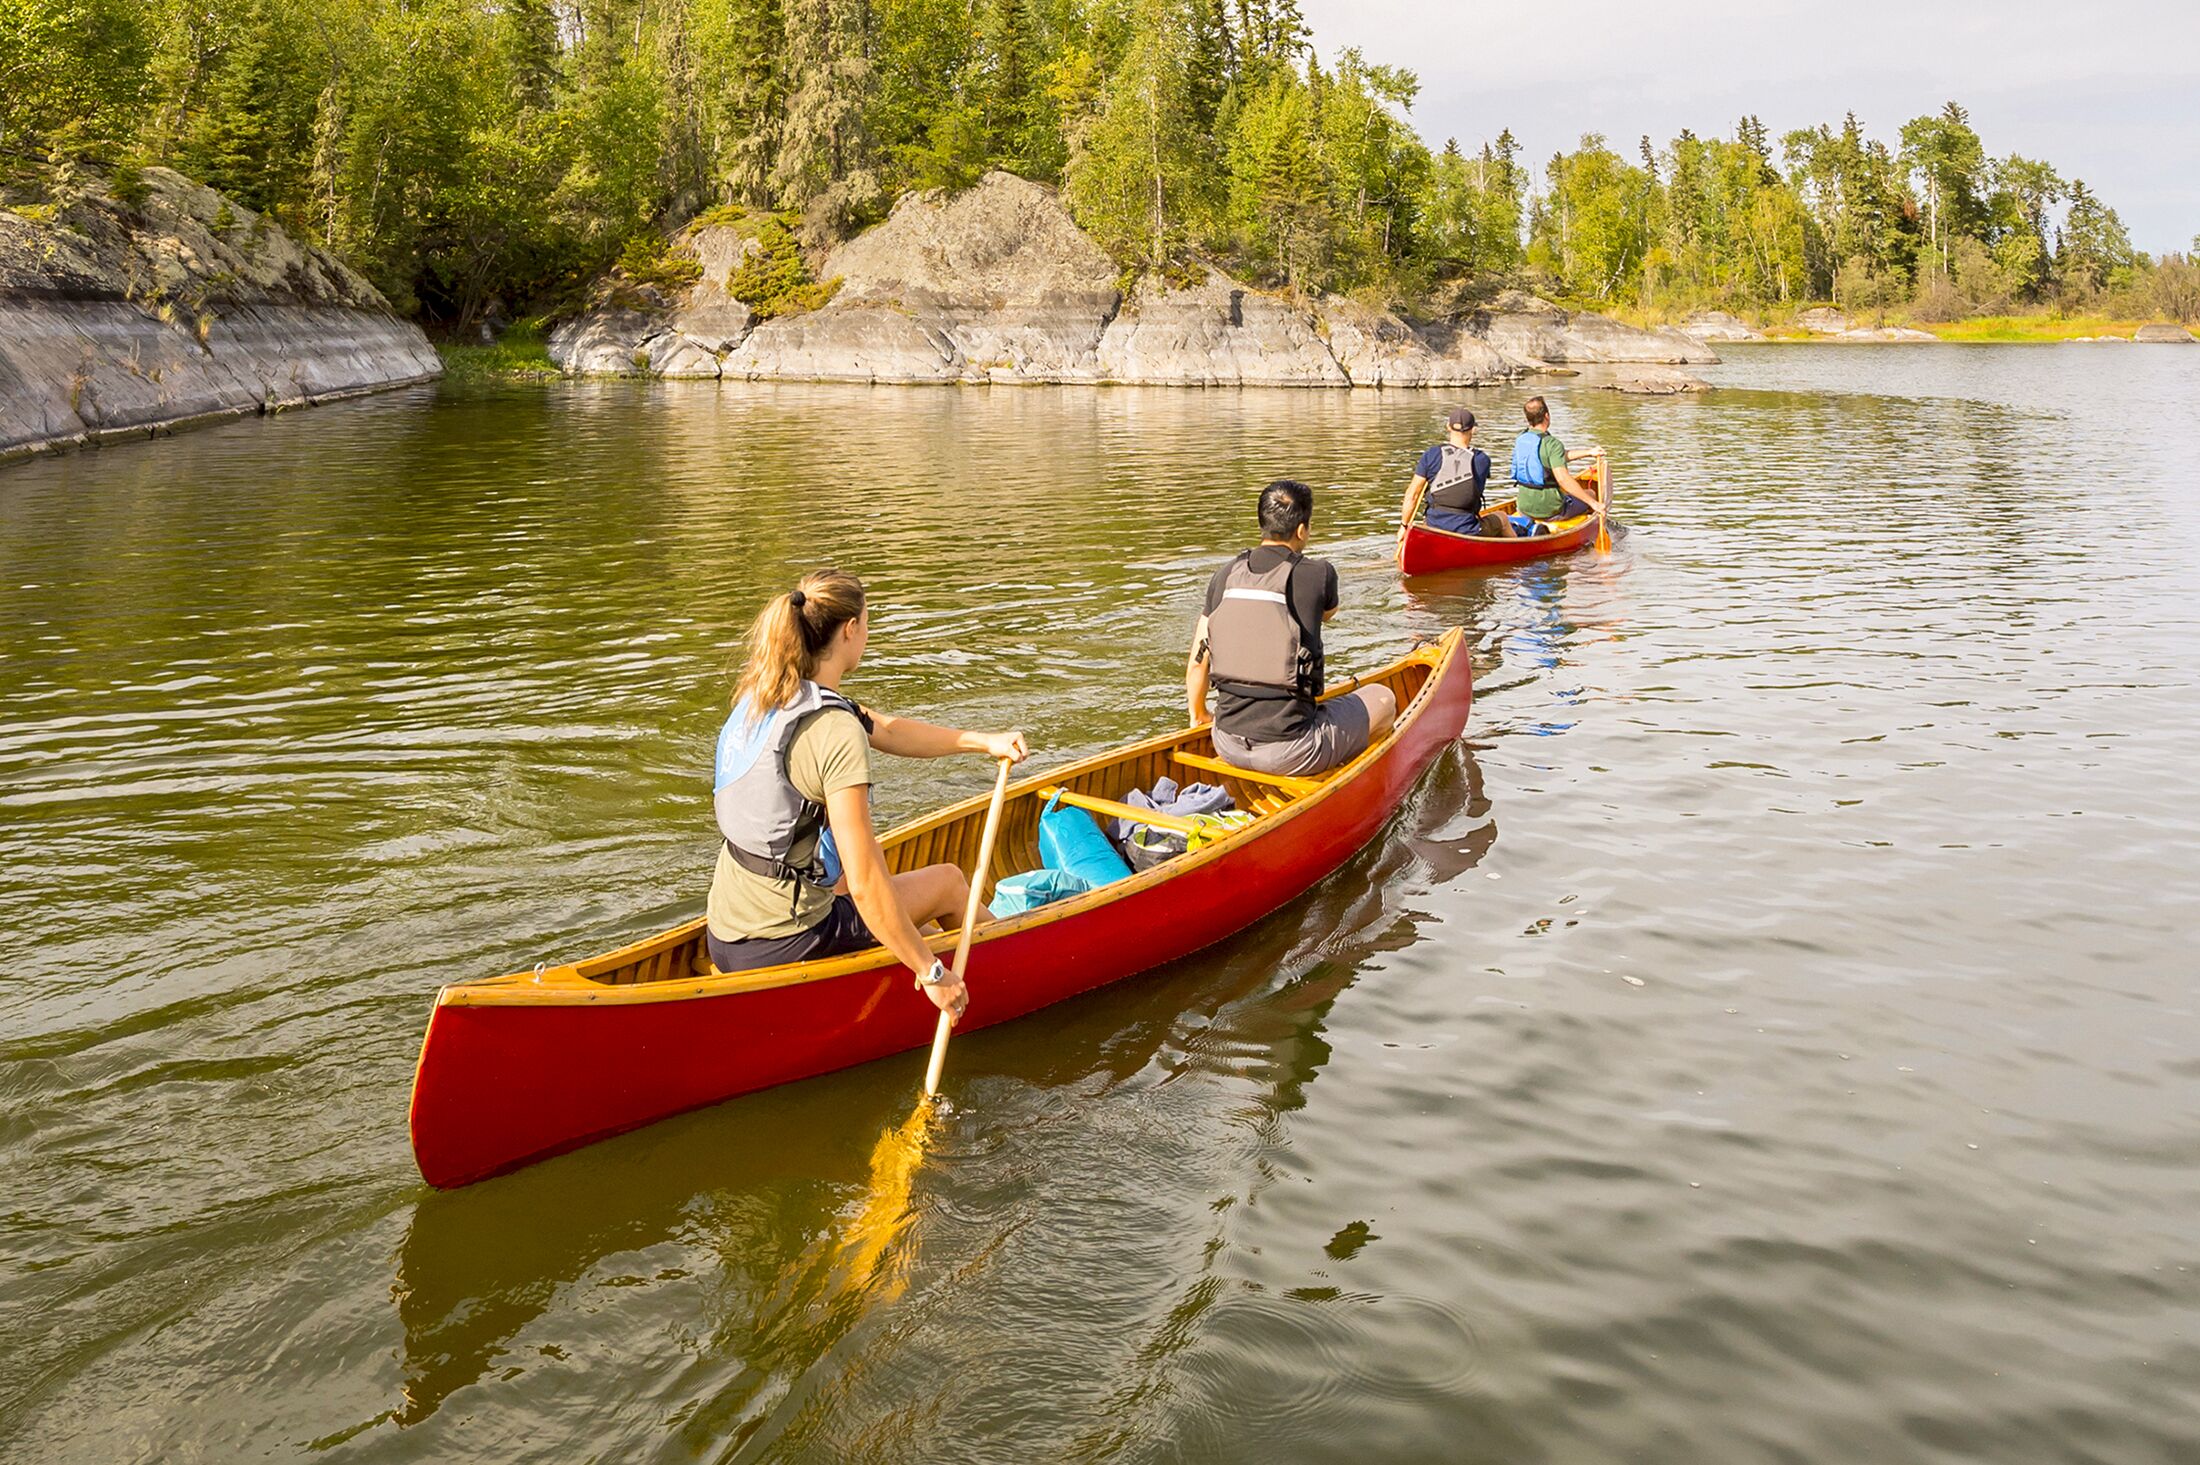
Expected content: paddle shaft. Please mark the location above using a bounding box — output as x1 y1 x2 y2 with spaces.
922 756 1013 1096
1595 449 1612 555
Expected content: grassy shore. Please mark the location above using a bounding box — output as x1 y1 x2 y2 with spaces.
1614 303 2161 343
435 318 560 381
1911 316 2148 343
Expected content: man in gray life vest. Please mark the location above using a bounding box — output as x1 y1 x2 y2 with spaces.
1185 480 1399 776
1396 406 1518 561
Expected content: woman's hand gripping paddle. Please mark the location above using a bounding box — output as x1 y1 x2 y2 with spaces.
921 755 1014 1098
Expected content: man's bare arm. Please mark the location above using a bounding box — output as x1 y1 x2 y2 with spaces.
1185 614 1212 727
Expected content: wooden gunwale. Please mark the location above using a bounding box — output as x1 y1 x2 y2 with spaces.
432 634 1456 1011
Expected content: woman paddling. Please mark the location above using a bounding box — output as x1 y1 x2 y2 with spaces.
708 569 1026 1024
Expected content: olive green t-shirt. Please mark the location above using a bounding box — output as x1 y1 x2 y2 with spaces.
1516 431 1572 519
707 707 872 941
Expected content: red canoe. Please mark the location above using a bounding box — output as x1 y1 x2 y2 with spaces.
1398 456 1608 576
408 629 1472 1187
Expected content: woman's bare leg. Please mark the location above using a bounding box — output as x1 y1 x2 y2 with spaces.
890 862 994 930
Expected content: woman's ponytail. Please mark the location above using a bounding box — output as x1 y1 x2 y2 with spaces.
733 569 865 718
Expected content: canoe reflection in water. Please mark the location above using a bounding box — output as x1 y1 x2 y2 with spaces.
391 744 1491 1441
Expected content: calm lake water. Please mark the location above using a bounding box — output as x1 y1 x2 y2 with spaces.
3 345 2199 1462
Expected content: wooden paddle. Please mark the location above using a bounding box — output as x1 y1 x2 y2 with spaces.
1594 449 1613 556
921 755 1014 1097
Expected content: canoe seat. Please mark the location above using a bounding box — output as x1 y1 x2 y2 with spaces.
1171 749 1326 799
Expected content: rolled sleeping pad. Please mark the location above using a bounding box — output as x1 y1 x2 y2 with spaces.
1038 791 1135 886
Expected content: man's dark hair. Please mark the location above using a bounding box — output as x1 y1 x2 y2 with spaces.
1257 479 1314 539
1523 396 1549 427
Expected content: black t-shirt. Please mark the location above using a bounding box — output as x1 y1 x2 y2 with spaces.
1203 545 1338 742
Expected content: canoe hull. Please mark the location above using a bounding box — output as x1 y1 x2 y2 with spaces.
409 633 1471 1188
1399 515 1598 574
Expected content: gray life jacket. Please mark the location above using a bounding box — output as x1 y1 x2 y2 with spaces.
712 682 863 912
1207 550 1313 701
1426 443 1484 512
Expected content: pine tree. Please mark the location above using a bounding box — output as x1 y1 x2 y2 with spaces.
985 0 1056 178
1186 0 1232 135
2057 178 2134 295
773 0 880 240
504 0 563 112
698 0 787 206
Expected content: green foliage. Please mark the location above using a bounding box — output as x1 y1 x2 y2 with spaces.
1529 135 1655 302
2151 253 2200 324
5 0 2172 334
0 0 149 161
436 316 561 381
109 158 150 210
617 234 705 295
1064 0 1210 269
723 212 839 317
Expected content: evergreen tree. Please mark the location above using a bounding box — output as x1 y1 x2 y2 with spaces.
773 0 881 239
2057 179 2134 295
504 0 563 112
1186 0 1233 135
984 0 1058 179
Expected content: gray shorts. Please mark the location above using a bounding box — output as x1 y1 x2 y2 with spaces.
1211 689 1376 777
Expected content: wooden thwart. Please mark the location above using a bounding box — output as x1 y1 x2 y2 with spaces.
1038 786 1209 837
1170 749 1324 798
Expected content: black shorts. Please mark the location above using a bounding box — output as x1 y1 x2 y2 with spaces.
1555 493 1597 518
707 895 876 974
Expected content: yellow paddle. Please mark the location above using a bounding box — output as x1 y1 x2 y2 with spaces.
921 754 1014 1097
831 753 1015 1293
1595 449 1613 556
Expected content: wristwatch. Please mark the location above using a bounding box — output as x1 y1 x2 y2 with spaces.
915 957 955 987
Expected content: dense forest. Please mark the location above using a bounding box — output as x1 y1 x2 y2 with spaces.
5 0 2195 329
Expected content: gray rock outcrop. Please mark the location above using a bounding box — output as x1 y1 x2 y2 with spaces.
1473 291 1716 366
1094 268 1347 385
2133 322 2195 343
1792 306 1935 342
553 172 1126 383
1680 310 1765 342
542 173 1718 386
1 167 439 465
1597 370 1712 394
1318 298 1520 385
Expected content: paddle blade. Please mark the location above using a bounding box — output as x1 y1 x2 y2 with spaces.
834 1105 933 1293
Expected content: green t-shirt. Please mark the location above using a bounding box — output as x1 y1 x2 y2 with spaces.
707 707 872 941
1515 431 1571 519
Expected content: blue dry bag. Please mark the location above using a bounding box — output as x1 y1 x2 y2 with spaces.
1038 791 1134 886
989 868 1096 918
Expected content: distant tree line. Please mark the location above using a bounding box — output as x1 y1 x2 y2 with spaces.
4 0 2192 327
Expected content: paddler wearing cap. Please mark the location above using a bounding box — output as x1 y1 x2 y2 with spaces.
705 568 1027 1022
1396 406 1516 562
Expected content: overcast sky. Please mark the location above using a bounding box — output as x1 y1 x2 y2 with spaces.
1297 0 2200 254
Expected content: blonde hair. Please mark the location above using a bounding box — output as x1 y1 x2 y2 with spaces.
733 569 866 718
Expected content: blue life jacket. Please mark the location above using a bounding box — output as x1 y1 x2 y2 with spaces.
1511 430 1548 488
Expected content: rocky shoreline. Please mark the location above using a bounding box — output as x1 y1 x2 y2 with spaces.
548 173 1717 388
1 168 440 466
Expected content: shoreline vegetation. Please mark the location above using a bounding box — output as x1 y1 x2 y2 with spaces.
8 1 2193 356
